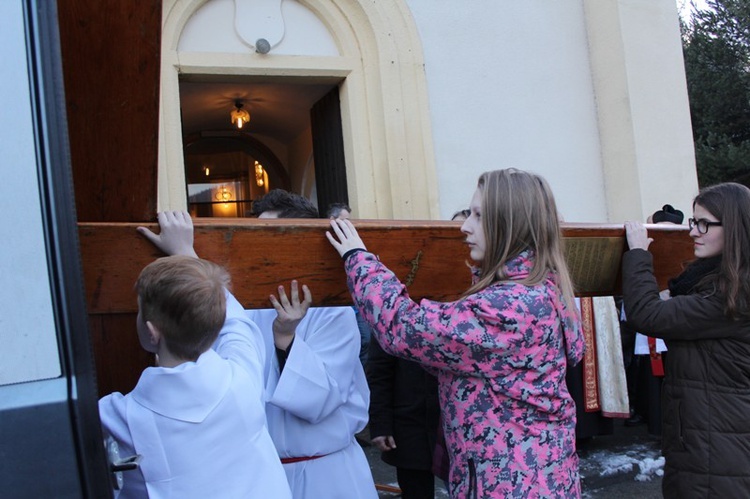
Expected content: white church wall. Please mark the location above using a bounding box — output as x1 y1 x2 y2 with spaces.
167 0 697 223
406 0 608 222
407 0 698 223
585 0 698 223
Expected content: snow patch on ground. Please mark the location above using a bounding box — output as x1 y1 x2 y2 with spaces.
635 456 665 482
597 453 638 477
581 443 664 482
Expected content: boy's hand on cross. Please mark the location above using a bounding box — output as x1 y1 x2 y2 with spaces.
138 211 199 258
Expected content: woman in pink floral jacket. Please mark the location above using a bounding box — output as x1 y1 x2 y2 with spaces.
327 169 585 498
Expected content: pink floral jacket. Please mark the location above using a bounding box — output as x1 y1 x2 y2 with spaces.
345 250 584 498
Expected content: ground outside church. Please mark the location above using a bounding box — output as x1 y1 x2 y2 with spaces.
361 421 663 498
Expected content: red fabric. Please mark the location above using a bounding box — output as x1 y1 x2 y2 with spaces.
648 336 665 377
280 454 327 464
580 297 600 412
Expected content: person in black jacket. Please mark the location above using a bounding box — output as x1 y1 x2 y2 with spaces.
622 182 750 498
621 204 684 435
367 337 440 499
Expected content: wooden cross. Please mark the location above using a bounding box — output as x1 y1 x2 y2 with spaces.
80 220 694 314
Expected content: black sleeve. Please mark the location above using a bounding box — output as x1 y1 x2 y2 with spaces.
275 337 294 373
366 336 397 438
622 249 740 339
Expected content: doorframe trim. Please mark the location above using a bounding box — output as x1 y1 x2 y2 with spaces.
159 0 439 219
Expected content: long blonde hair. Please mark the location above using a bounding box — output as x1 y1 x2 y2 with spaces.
465 169 576 308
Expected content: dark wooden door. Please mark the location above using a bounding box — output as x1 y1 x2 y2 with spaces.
310 86 348 216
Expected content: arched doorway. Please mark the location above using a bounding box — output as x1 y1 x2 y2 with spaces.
183 132 289 217
159 0 439 219
178 73 349 217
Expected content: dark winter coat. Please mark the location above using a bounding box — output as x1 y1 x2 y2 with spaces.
366 336 440 470
622 249 750 498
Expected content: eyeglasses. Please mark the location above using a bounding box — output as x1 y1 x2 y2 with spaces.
688 217 722 234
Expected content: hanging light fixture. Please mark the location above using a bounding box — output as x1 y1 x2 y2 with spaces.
230 100 250 129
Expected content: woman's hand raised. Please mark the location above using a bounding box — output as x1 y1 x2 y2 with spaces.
326 219 367 258
624 221 653 251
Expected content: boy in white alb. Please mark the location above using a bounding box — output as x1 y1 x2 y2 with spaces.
250 189 377 498
98 211 291 499
247 305 375 498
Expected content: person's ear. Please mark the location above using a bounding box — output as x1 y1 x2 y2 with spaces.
146 321 161 347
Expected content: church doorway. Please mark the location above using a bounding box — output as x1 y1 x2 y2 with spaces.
179 75 348 217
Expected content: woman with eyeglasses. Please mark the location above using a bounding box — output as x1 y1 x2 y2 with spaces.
622 182 750 498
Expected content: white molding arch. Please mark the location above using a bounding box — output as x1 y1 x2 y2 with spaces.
159 0 439 219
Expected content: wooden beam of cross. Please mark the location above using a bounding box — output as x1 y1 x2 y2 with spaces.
79 220 694 314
